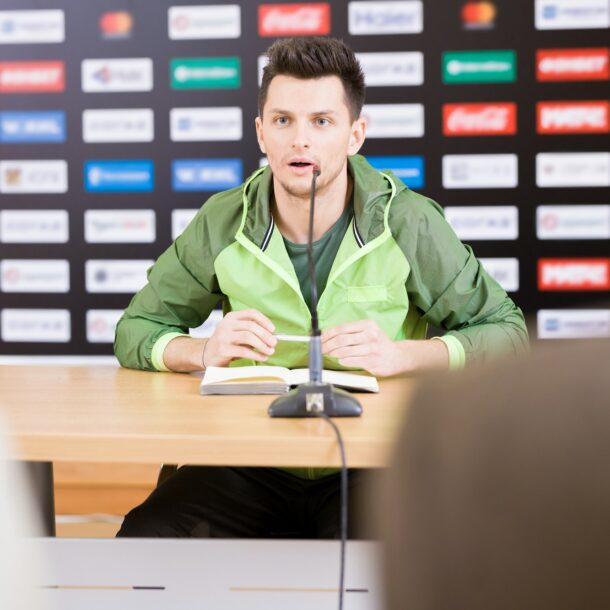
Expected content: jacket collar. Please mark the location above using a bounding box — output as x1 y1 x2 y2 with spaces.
240 154 405 248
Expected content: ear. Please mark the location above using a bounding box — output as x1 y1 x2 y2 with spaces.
347 116 366 156
255 116 266 154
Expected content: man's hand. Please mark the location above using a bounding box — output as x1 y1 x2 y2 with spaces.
321 319 450 377
203 309 277 367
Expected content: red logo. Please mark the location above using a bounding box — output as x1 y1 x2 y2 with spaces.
538 258 610 291
258 3 330 36
461 1 497 29
537 101 610 134
537 48 609 82
443 102 516 136
0 61 65 93
100 11 133 39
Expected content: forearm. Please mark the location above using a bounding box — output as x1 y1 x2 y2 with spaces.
397 338 449 374
162 336 208 372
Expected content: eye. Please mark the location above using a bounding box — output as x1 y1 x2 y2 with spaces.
275 116 289 125
316 117 330 126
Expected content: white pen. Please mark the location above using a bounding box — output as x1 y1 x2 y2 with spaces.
274 334 311 342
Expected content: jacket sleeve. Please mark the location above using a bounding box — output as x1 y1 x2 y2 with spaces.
395 192 529 368
114 227 222 372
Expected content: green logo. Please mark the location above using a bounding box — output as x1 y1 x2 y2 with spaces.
442 50 516 84
170 57 241 89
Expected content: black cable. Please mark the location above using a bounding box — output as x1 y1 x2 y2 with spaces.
317 412 348 610
308 169 320 335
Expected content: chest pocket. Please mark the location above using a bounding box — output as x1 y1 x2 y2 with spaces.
347 285 388 303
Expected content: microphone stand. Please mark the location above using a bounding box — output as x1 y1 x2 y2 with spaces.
268 167 362 418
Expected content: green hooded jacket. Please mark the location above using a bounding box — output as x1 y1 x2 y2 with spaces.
115 154 528 375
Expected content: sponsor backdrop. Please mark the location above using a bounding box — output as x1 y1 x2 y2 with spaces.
1 0 609 354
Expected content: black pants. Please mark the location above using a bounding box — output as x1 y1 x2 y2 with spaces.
117 466 373 539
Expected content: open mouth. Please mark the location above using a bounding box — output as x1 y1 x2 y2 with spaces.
289 161 313 167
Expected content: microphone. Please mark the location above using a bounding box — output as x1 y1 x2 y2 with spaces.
268 165 362 418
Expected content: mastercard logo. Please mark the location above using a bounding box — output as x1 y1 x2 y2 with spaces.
99 11 133 38
461 1 496 28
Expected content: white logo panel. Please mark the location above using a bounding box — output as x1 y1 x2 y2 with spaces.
362 104 424 138
536 153 610 187
348 1 423 35
535 0 610 30
168 5 241 39
86 309 125 343
1 309 71 343
82 58 153 93
537 205 610 239
170 107 242 141
478 258 520 292
0 210 68 243
85 210 156 243
171 209 199 240
1 259 69 293
443 154 518 189
85 260 153 293
0 160 67 194
538 309 610 339
0 10 65 44
444 206 519 240
356 52 424 86
83 109 154 143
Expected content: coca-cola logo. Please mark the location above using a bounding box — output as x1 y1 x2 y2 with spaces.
258 3 330 36
443 103 516 136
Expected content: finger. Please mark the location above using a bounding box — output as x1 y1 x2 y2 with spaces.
321 320 369 343
233 320 277 348
230 345 269 362
336 356 370 370
231 309 275 333
326 344 372 360
322 331 369 354
233 331 275 355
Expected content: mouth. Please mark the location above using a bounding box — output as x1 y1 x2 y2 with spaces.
287 159 317 175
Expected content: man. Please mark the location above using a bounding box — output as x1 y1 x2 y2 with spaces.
115 37 528 537
380 338 610 610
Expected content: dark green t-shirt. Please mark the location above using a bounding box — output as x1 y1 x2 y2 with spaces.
282 203 352 311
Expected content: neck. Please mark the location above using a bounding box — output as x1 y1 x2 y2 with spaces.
272 167 352 244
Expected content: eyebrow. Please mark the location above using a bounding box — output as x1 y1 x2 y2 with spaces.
267 108 337 116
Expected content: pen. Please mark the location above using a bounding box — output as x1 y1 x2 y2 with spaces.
274 334 311 342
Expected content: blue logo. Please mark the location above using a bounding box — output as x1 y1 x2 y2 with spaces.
0 111 66 143
172 159 243 192
542 6 558 18
366 156 425 189
84 160 154 193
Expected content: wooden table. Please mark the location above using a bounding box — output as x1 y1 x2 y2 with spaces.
0 365 416 534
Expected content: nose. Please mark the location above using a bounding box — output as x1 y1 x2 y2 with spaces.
291 120 310 150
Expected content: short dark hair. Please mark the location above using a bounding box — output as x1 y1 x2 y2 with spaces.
258 37 365 122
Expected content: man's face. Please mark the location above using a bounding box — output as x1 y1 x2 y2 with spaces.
255 75 365 198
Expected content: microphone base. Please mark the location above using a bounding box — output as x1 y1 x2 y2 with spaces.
268 383 362 418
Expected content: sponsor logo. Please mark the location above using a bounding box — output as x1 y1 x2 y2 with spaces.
442 50 516 84
168 5 241 39
84 160 154 193
258 3 330 36
443 154 518 189
170 57 240 89
366 155 425 189
461 1 497 29
190 309 223 339
85 260 153 294
537 309 610 339
537 205 610 240
84 210 156 243
172 208 199 240
86 309 124 343
81 58 153 93
0 60 64 93
444 206 519 240
0 210 68 243
1 309 71 343
99 11 133 39
0 9 64 44
537 101 609 134
82 109 154 143
362 104 424 138
170 107 242 141
536 153 610 187
172 159 243 191
1 259 69 293
478 258 519 292
0 111 65 143
536 48 609 81
0 160 67 194
348 1 423 35
443 102 516 136
539 258 610 291
356 52 424 86
535 0 610 30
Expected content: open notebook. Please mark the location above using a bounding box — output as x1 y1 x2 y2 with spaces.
199 366 379 395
